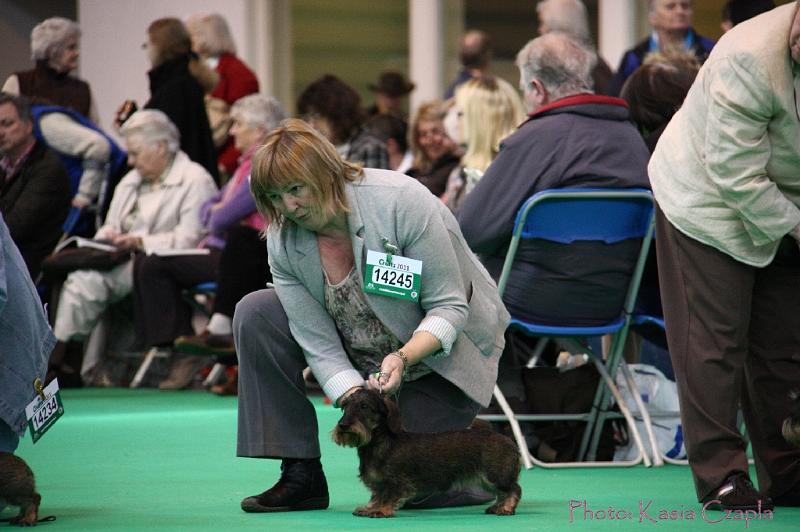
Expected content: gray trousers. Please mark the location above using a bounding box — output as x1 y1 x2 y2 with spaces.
233 288 479 459
656 207 800 501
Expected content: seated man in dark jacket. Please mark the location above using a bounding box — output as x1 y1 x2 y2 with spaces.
0 93 70 279
457 33 651 329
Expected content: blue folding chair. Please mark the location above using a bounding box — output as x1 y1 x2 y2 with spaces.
479 188 659 469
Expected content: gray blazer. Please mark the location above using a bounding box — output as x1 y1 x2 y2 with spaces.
267 169 509 406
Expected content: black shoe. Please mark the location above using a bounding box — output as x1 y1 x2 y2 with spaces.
702 473 774 511
241 459 329 513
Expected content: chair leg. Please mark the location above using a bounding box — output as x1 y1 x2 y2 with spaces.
130 347 168 388
491 385 534 469
574 378 603 461
584 331 627 460
560 337 607 461
525 338 550 369
619 362 664 466
590 358 652 467
203 362 226 387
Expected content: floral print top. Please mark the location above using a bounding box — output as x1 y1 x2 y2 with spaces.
324 267 432 382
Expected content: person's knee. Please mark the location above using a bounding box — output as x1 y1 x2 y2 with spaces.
233 289 283 338
62 269 105 303
134 255 166 283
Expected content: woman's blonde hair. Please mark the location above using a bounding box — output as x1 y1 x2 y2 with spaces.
185 13 237 57
250 118 363 227
454 76 525 172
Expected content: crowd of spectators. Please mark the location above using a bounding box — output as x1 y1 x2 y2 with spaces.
1 0 797 517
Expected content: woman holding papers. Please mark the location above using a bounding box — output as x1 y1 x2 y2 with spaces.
131 95 285 390
47 110 216 386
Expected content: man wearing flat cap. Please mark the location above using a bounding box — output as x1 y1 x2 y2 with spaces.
367 70 414 120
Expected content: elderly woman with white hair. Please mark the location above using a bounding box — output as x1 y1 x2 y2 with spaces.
131 95 285 390
3 17 96 120
47 109 217 386
185 12 259 175
535 0 613 95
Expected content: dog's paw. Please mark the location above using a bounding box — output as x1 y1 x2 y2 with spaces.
486 503 516 516
353 506 394 518
9 515 38 527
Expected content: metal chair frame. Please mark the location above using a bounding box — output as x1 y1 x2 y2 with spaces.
479 188 660 469
130 281 223 388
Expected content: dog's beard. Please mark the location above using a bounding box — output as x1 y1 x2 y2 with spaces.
782 416 800 448
332 424 372 448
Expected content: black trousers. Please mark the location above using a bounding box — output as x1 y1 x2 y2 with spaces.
133 249 221 347
133 226 270 347
212 226 270 317
655 206 800 501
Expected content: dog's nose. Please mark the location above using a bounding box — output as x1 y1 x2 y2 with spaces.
337 420 350 430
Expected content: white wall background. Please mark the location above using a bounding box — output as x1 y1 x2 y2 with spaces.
78 0 250 133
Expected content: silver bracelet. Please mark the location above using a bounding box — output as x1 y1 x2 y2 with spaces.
388 350 409 379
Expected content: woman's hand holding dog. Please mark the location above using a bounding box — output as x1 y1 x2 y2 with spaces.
367 332 444 396
368 354 405 395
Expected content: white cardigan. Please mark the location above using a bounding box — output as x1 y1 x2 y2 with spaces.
95 151 217 253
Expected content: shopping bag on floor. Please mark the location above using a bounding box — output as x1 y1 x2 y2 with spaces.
613 363 686 460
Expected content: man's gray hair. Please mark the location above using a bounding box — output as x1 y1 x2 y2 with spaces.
120 110 180 154
537 0 591 42
516 33 596 100
231 94 287 132
31 17 80 61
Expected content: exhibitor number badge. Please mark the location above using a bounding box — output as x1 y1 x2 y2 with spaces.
364 250 422 302
25 378 64 444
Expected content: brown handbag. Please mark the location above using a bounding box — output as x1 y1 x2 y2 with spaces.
41 247 132 281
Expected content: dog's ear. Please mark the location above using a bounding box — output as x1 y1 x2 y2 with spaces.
383 396 403 434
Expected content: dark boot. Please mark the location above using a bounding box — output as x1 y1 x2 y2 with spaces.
241 458 329 513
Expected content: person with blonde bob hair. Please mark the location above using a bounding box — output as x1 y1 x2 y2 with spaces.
455 77 524 173
442 76 524 211
3 17 95 119
235 117 509 513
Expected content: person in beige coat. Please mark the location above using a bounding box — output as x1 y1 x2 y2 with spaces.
233 119 509 513
48 110 217 384
649 2 800 510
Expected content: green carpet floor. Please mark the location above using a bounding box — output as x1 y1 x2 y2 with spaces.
3 388 798 531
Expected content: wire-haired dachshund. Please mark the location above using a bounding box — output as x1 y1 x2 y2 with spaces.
0 453 40 526
332 388 521 517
